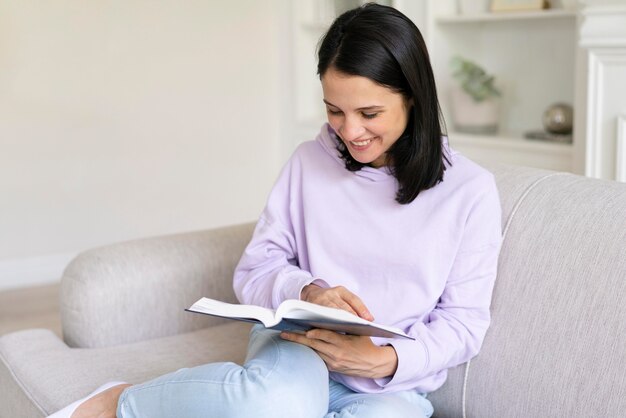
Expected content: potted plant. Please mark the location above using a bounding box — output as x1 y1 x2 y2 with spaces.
449 56 501 134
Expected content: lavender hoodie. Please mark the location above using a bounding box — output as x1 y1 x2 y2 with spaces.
233 124 502 394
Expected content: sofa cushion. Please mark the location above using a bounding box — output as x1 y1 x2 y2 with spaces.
0 322 252 417
464 174 626 417
428 163 561 417
0 356 44 418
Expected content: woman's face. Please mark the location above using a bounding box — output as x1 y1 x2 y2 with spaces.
321 67 411 168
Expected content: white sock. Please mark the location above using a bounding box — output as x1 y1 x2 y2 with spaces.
47 381 128 418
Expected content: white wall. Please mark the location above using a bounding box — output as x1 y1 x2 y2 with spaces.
0 0 286 289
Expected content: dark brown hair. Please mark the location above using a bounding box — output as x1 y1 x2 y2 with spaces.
317 3 450 204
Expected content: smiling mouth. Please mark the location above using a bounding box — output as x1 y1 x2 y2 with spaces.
350 138 375 146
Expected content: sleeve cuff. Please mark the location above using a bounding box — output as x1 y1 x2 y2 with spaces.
375 337 429 388
272 267 323 307
297 278 331 300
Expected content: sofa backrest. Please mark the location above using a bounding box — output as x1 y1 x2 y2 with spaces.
430 164 626 417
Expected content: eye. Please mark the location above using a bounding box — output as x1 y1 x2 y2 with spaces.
327 108 343 116
362 112 379 119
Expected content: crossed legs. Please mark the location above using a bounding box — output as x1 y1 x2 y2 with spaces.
69 325 432 418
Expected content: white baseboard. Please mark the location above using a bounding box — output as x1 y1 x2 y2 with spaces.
0 252 78 291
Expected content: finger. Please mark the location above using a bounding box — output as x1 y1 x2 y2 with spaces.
305 328 350 344
280 331 325 345
337 288 374 321
280 331 329 352
279 331 311 346
309 290 358 316
332 300 361 317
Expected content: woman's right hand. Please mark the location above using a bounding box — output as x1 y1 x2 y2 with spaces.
300 284 374 321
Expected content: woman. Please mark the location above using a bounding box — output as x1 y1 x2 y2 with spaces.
52 4 501 417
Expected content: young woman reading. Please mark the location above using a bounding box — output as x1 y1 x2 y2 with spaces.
51 4 501 417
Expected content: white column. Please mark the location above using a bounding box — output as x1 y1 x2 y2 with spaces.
617 115 626 182
579 1 626 181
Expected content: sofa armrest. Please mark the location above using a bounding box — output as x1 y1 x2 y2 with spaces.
60 222 255 348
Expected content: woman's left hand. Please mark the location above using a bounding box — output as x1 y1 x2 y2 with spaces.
280 329 398 379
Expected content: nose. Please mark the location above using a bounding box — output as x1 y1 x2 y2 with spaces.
339 115 365 141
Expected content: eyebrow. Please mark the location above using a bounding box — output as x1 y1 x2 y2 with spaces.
323 99 384 111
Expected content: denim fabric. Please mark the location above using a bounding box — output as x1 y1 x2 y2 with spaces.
117 326 433 418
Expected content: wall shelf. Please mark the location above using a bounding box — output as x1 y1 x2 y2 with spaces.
436 9 577 24
449 132 572 154
426 0 579 173
448 131 573 171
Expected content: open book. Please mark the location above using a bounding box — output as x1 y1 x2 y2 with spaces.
186 297 413 340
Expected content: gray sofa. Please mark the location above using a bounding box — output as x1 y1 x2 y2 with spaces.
1 164 625 418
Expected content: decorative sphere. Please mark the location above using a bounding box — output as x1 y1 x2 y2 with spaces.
542 103 573 135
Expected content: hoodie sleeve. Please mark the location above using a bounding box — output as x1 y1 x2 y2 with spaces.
379 174 502 390
233 153 326 309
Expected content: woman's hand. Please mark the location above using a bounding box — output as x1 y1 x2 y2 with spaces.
296 284 396 378
280 329 398 379
301 284 374 321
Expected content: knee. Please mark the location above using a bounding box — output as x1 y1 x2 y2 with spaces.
248 334 329 388
234 377 328 418
241 350 329 418
239 332 330 417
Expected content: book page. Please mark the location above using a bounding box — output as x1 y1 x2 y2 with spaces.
276 299 412 339
187 298 413 339
276 299 368 324
189 298 278 327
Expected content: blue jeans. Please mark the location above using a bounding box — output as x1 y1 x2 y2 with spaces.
117 325 433 418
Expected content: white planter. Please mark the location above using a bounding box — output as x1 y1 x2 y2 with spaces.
450 86 500 134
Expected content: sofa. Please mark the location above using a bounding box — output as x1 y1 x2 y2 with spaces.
1 163 625 418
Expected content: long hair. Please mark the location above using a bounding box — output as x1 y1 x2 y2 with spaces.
317 3 450 204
